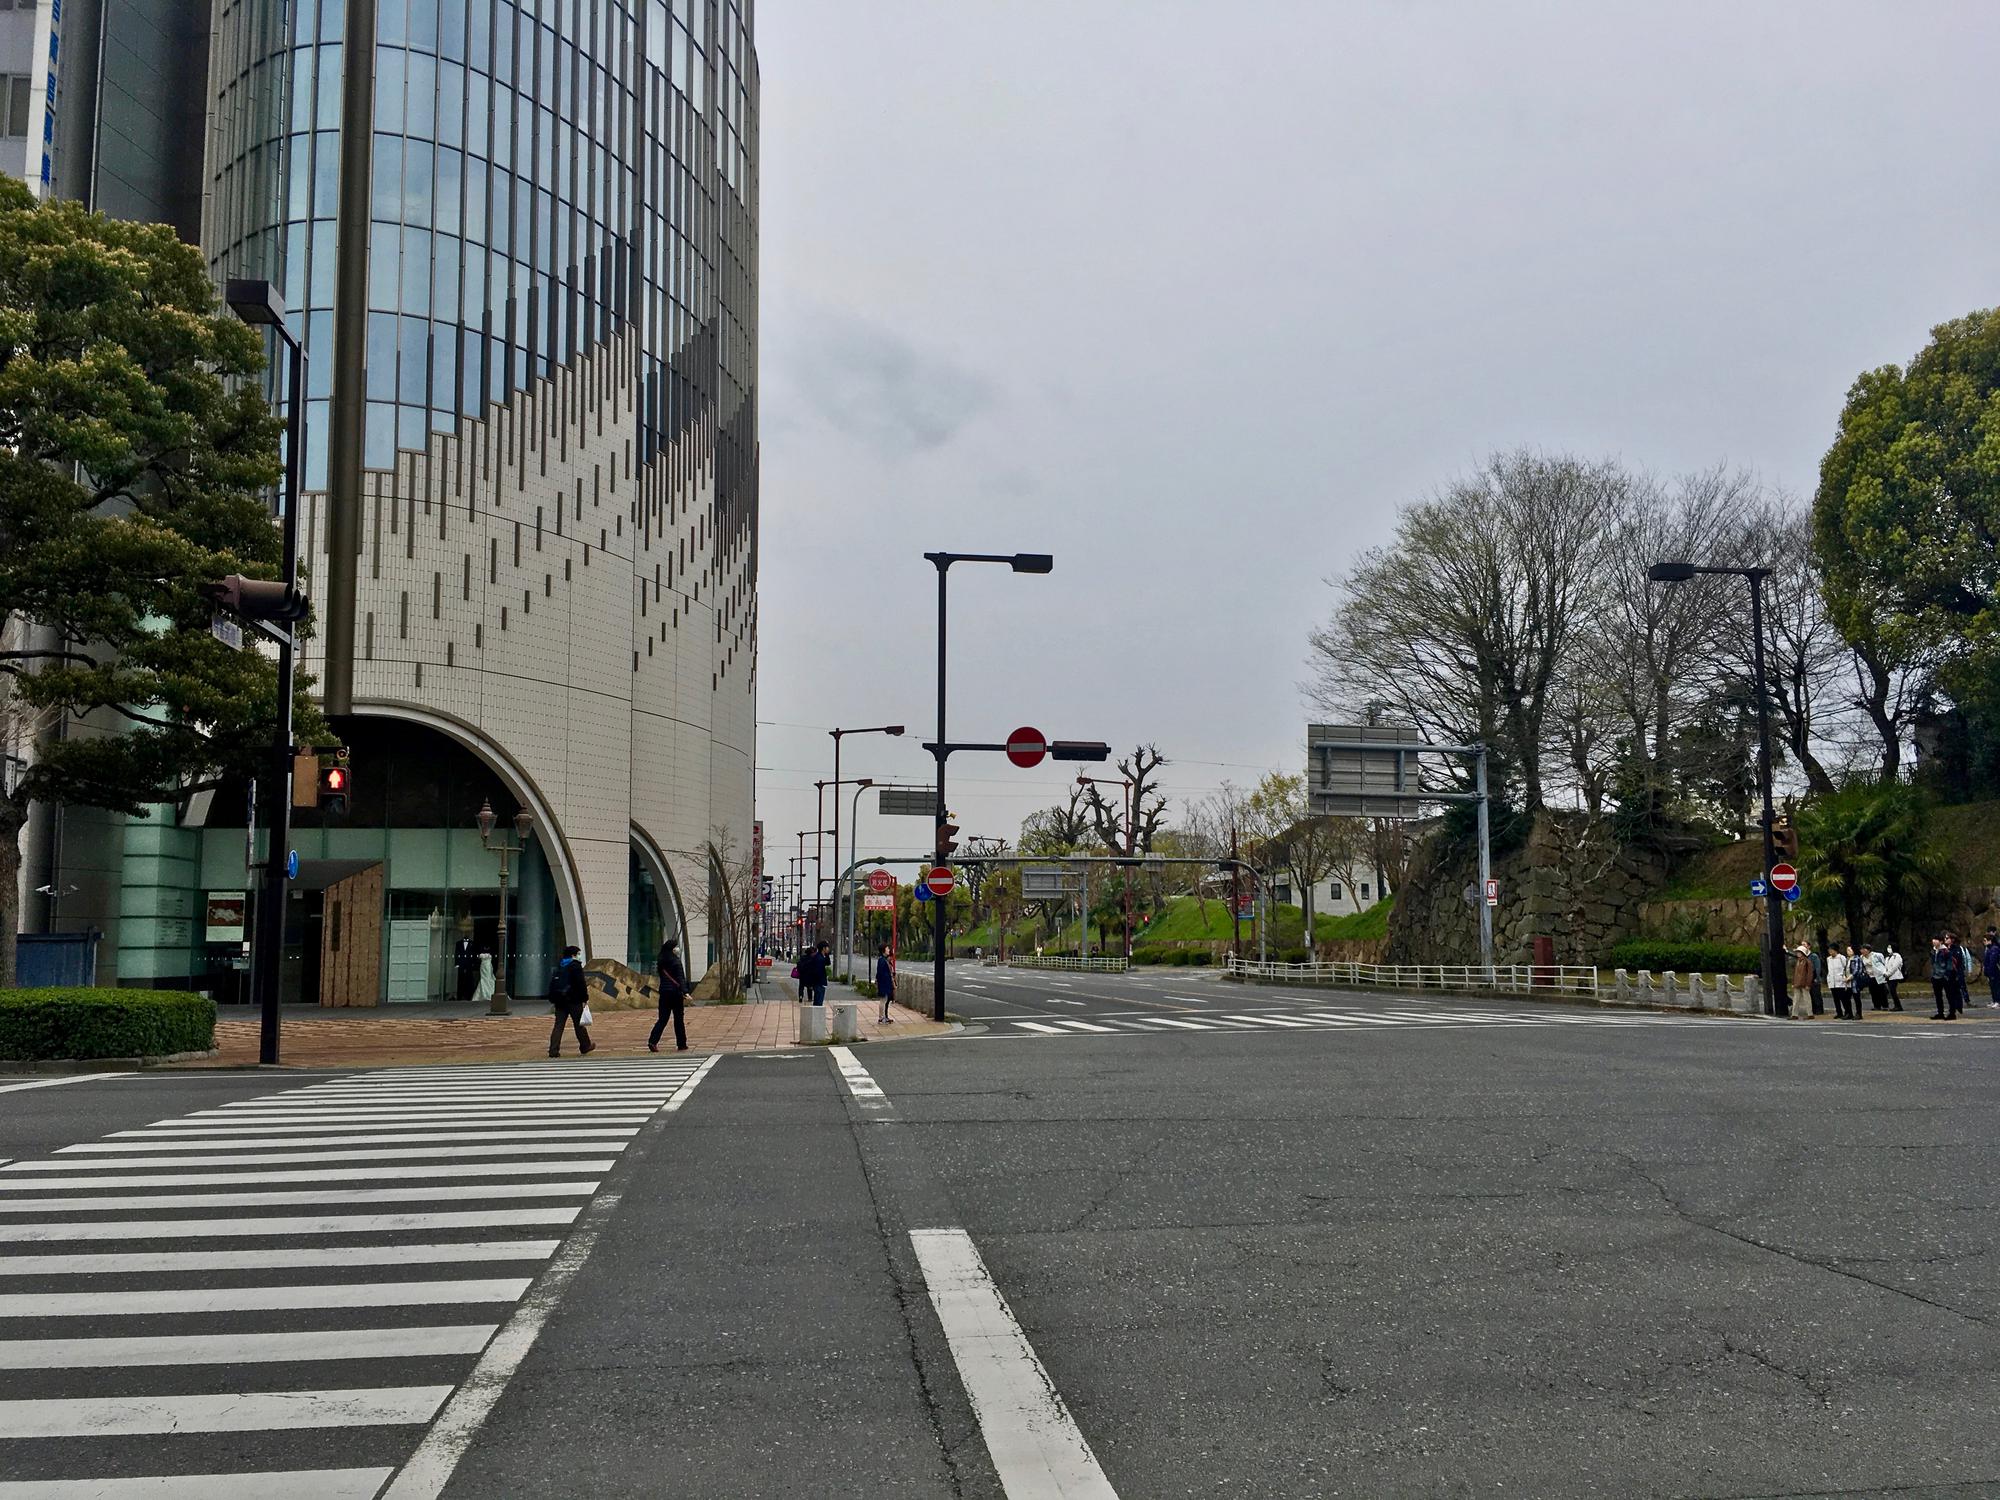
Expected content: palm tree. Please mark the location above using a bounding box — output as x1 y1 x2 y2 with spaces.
1796 784 1954 946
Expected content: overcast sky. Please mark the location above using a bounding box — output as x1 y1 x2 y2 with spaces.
749 0 2000 885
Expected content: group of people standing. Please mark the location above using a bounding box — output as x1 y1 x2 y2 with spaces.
793 940 899 1022
1789 928 2000 1020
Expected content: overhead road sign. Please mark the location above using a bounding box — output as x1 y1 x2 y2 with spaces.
1307 723 1429 817
1006 728 1047 768
1023 867 1083 900
878 787 936 817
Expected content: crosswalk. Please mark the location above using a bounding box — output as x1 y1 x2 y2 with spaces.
0 1055 714 1498
996 1005 1750 1037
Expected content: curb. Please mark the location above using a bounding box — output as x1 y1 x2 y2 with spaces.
0 1048 223 1076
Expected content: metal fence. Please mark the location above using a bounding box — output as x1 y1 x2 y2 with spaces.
1005 955 1131 974
1225 955 1600 997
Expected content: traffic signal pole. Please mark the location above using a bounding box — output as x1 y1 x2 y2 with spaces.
1748 571 1787 1017
931 561 950 1023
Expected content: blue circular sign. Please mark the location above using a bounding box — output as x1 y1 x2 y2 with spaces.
286 849 299 880
914 882 934 902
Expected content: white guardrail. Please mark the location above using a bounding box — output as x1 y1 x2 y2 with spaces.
1225 955 1600 997
1004 955 1131 974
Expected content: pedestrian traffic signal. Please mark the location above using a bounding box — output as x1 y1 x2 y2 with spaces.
1771 814 1798 863
935 817 960 859
318 754 351 815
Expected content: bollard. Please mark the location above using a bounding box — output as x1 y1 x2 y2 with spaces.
796 1003 830 1045
830 1000 860 1043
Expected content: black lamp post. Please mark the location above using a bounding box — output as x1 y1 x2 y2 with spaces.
923 552 1054 1021
226 279 305 1066
830 724 904 973
476 798 535 1015
1647 560 1787 1017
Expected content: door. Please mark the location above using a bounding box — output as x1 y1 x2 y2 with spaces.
386 919 433 1001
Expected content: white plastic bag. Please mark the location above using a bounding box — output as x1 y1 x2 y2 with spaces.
579 1003 594 1027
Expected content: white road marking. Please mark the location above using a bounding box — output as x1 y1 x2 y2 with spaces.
0 1159 618 1190
911 1228 1119 1499
1165 995 1211 1005
1012 1021 1067 1034
1044 998 1085 1006
0 1469 395 1499
0 1207 581 1242
170 1109 659 1126
1225 1014 1314 1028
0 1240 559 1275
0 1074 130 1096
27 1141 636 1169
0 1387 451 1439
1054 1021 1117 1033
97 1126 643 1146
1130 1017 1213 1030
0 1278 532 1318
0 1324 497 1368
828 1046 888 1106
0 1181 601 1214
380 1053 721 1500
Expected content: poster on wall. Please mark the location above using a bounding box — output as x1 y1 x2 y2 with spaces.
205 893 247 943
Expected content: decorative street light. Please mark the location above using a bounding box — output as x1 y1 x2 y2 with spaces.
475 797 535 1016
1646 560 1787 1017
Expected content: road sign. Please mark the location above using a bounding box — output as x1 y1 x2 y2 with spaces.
1024 867 1082 900
1768 863 1799 894
1461 883 1478 908
211 614 243 650
1750 878 1768 898
866 869 895 895
1484 878 1499 906
1005 728 1047 769
863 893 895 912
1307 723 1426 817
878 787 936 817
914 882 933 903
924 865 956 897
1783 885 1801 904
286 849 299 880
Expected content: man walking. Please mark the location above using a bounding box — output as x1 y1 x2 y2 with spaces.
874 944 896 1024
799 941 829 1005
548 945 595 1056
650 936 688 1052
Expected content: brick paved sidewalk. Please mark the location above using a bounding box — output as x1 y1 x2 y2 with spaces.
200 995 949 1069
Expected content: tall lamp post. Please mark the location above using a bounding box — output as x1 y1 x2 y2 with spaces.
475 798 534 1015
924 550 1054 1021
830 724 904 970
839 777 876 978
226 280 306 1067
1078 772 1136 957
1647 560 1787 1017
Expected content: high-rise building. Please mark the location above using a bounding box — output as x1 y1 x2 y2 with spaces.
24 0 759 1002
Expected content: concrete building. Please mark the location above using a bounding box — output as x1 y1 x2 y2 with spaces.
19 0 759 1002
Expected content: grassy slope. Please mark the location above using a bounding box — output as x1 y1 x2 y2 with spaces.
1663 797 2000 901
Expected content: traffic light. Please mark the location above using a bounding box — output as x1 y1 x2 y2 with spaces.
318 751 352 815
935 816 960 859
1771 814 1798 863
202 574 308 622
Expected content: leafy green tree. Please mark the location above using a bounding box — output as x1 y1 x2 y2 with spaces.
1795 783 1954 947
0 178 307 982
1814 308 2000 793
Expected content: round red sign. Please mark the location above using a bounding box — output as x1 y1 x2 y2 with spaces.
1005 727 1047 769
924 865 957 897
866 869 895 895
1768 863 1799 893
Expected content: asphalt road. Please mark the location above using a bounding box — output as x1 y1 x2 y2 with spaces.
3 974 1996 1498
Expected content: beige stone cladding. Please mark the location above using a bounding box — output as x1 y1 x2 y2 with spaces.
298 327 756 978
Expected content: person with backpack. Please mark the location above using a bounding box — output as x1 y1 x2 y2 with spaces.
548 945 595 1056
650 936 688 1052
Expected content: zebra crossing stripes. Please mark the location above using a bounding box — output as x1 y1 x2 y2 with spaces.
994 1006 1750 1037
0 1054 715 1496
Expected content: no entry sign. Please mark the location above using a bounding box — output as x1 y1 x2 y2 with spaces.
1005 727 1047 768
924 865 957 897
866 869 895 895
1768 863 1799 894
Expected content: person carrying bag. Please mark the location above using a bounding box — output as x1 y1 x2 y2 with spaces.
549 945 596 1056
651 937 689 1052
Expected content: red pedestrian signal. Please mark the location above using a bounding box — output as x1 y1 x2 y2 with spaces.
318 762 351 815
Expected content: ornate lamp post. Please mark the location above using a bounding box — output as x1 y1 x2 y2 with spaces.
476 798 535 1015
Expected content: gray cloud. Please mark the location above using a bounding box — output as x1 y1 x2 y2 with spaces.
787 309 995 456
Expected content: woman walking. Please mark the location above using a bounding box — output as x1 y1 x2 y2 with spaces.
548 945 595 1056
874 944 896 1024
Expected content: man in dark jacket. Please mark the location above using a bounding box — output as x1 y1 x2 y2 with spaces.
874 944 895 1024
799 943 829 1005
548 945 595 1056
651 937 688 1052
454 933 478 1002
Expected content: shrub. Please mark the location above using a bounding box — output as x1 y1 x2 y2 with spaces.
0 988 215 1061
1131 947 1168 966
851 980 877 999
1190 951 1213 966
1605 941 1762 975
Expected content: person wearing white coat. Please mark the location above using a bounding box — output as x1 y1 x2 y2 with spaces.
1882 943 1904 1011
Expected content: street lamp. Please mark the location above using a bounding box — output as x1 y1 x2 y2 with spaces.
830 724 904 970
475 797 535 1015
840 777 875 978
227 279 306 1067
1647 560 1786 1017
1078 772 1137 958
923 551 1054 1020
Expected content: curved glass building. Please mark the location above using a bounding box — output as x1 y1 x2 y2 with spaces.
142 0 760 1000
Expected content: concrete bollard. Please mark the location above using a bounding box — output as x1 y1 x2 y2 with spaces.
830 1000 860 1043
796 1003 830 1045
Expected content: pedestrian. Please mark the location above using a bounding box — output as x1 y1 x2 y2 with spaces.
1860 944 1887 1010
1830 944 1855 1020
1984 928 2000 1009
454 931 479 1003
799 941 829 1005
874 944 895 1024
1952 931 1976 1017
1929 936 1954 1019
1883 941 1904 1011
1808 942 1824 1015
548 944 595 1056
1847 945 1870 1020
650 936 688 1052
1789 943 1815 1019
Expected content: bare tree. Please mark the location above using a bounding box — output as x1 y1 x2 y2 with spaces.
1019 786 1093 854
1081 744 1169 854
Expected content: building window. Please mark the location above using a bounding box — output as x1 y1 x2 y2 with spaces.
1360 884 1372 901
1329 884 1342 903
2 77 30 139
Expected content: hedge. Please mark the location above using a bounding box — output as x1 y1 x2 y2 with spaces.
1605 941 1762 975
0 988 216 1061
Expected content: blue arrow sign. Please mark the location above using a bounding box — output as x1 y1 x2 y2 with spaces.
914 882 934 903
286 849 299 880
1783 884 1801 903
1749 878 1767 897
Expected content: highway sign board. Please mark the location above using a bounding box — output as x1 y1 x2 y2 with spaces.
1006 728 1047 769
866 869 895 895
1024 867 1082 900
1768 863 1799 894
924 865 957 897
1750 878 1768 898
1307 722 1426 817
878 787 936 817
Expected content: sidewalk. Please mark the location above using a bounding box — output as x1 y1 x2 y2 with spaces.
198 990 950 1069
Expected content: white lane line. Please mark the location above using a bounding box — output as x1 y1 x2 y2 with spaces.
168 1109 660 1127
1053 1021 1117 1033
0 1159 618 1190
0 1074 130 1096
1165 995 1211 1005
0 1207 581 1242
0 1278 532 1318
0 1240 559 1275
911 1228 1119 1499
1224 1014 1314 1028
828 1047 888 1108
1012 1021 1067 1034
22 1141 637 1169
0 1387 450 1439
1129 1017 1215 1031
215 1091 680 1107
1309 1011 1428 1025
94 1127 643 1147
0 1469 395 1499
0 1181 601 1214
1044 998 1085 1007
380 1052 720 1500
0 1325 496 1369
